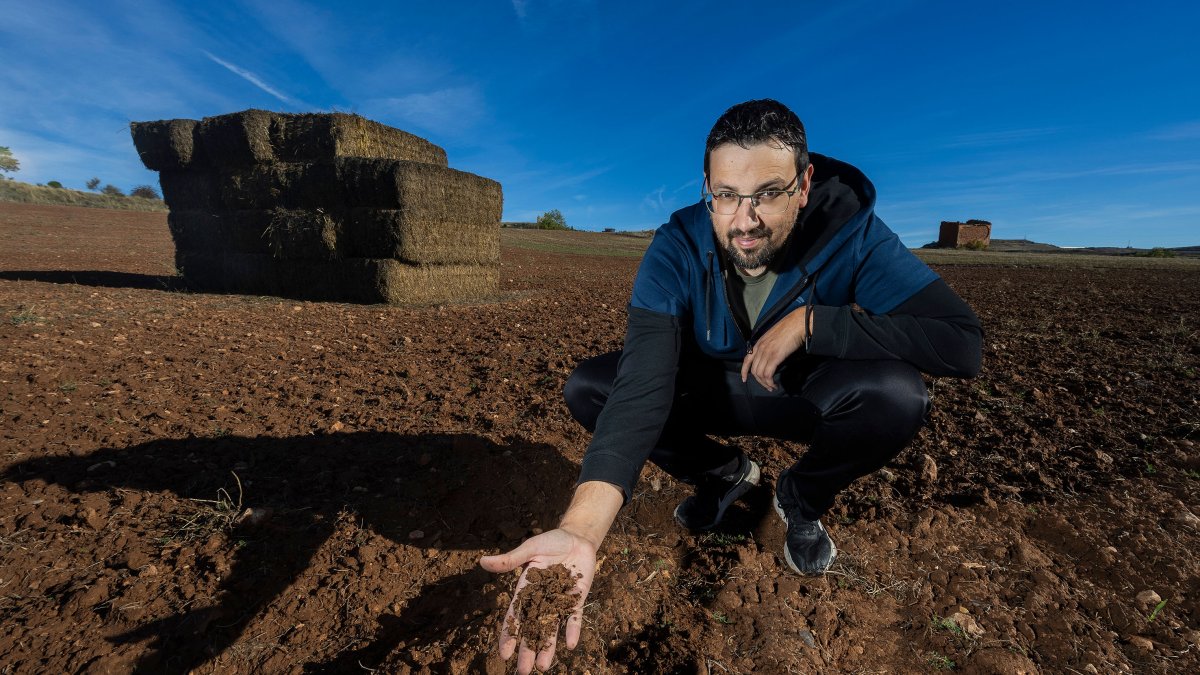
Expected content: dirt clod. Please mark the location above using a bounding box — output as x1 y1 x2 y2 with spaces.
507 564 581 652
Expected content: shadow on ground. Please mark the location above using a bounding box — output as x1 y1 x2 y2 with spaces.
3 431 578 673
0 270 181 291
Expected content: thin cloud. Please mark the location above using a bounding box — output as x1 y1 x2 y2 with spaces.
1145 120 1200 141
943 127 1060 148
367 87 485 138
512 0 529 20
203 50 298 105
642 185 667 212
539 164 612 191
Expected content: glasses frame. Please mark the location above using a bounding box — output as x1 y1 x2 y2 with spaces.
701 174 803 215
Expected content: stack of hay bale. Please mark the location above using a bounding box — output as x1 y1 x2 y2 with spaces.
130 109 501 303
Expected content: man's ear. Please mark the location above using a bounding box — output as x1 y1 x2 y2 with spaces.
801 163 815 196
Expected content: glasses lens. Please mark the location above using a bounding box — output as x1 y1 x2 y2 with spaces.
754 190 790 214
705 193 741 215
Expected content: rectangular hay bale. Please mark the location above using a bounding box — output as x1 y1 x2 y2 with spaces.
137 110 449 169
337 159 503 214
339 209 499 264
170 206 495 264
371 260 498 304
218 163 342 210
158 171 220 211
167 211 224 252
271 113 448 167
168 209 338 260
130 119 202 171
201 159 500 212
197 109 276 166
176 251 497 304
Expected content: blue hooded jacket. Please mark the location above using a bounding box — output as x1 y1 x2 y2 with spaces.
577 153 981 501
630 153 938 360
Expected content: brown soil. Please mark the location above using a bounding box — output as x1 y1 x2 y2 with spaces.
1 201 1198 674
507 564 581 652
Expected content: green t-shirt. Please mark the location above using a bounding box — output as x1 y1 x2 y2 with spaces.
733 267 778 329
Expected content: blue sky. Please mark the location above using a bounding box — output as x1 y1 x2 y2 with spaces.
2 0 1197 247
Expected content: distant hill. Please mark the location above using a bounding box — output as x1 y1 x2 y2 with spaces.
0 179 167 212
933 238 1199 257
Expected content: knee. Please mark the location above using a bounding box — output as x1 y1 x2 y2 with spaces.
562 352 619 431
562 368 595 425
865 361 930 429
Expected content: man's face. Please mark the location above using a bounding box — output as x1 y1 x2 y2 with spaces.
706 141 813 275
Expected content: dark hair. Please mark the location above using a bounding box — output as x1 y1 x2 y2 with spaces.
704 99 809 176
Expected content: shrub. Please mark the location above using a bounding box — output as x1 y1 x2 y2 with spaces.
0 146 19 174
1138 247 1177 258
86 177 101 191
130 184 160 199
46 180 63 188
535 209 569 230
101 184 124 196
961 240 989 251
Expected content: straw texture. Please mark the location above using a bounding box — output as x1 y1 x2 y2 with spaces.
131 110 448 170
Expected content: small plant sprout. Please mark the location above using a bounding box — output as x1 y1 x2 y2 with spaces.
927 652 956 670
1147 599 1168 623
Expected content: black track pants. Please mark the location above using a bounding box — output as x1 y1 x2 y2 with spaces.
563 352 930 521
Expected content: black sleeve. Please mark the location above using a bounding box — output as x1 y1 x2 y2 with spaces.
806 278 982 378
576 306 681 504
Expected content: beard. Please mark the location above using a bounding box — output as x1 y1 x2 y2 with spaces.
724 225 781 271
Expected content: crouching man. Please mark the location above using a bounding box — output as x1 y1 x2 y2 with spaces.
480 99 982 673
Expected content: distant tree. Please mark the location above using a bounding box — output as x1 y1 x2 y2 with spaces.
535 209 569 230
130 184 160 199
0 146 18 174
47 180 63 188
86 177 101 191
101 184 124 196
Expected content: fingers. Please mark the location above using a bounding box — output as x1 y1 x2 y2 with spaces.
740 350 753 383
535 632 558 672
498 625 519 661
564 607 583 649
516 640 536 675
497 564 534 659
753 358 777 391
479 553 513 573
480 538 539 573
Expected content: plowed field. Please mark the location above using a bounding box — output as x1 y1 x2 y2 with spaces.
1 202 1198 674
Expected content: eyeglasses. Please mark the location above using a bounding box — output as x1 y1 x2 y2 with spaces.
702 175 802 215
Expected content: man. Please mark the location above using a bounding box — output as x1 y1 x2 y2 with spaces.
480 99 982 673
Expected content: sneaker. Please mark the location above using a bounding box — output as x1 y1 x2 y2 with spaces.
774 494 837 575
673 456 761 532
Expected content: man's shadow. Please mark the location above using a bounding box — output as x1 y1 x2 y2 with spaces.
3 431 578 673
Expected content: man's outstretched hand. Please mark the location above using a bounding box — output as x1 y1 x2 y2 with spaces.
479 481 622 674
479 528 597 674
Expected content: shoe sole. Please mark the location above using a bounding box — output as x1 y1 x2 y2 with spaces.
673 460 761 532
774 494 838 575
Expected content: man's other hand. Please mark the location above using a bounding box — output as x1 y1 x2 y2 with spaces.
479 528 598 674
742 306 809 391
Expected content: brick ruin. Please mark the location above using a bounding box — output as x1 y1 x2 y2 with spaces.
938 220 992 249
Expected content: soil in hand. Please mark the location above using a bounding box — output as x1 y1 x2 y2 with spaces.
508 564 581 651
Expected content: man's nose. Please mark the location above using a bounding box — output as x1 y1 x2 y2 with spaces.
731 196 758 229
